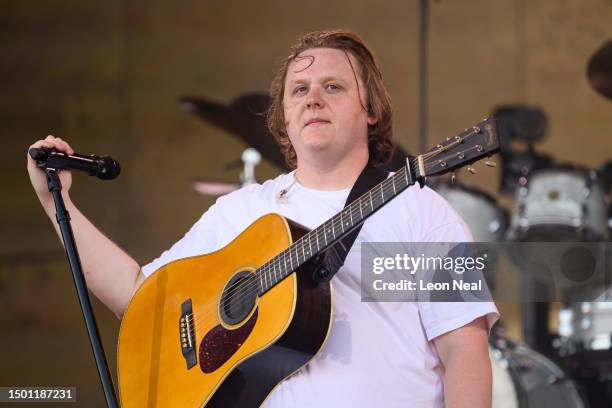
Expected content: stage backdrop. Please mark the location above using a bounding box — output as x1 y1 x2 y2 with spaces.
1 0 611 405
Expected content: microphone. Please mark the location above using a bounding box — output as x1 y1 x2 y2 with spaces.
29 147 121 180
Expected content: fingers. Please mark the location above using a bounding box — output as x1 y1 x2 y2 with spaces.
28 135 75 158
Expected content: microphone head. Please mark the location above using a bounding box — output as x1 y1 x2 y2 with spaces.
28 147 51 162
99 156 121 180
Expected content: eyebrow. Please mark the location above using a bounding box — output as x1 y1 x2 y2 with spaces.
287 76 349 87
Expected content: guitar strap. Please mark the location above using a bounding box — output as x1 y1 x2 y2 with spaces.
312 165 390 283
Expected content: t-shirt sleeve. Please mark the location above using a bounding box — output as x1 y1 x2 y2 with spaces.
415 187 500 341
140 201 222 277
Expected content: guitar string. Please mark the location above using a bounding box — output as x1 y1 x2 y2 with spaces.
203 136 487 317
189 167 410 326
191 160 420 326
188 137 487 325
205 131 487 311
189 140 487 325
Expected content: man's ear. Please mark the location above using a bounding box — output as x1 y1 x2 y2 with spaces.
367 115 378 126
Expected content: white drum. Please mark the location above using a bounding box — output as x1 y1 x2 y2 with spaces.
434 182 508 242
509 168 609 242
490 341 586 408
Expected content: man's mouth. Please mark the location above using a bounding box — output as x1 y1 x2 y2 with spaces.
304 118 330 127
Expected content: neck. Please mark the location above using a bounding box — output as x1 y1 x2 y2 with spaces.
294 149 369 190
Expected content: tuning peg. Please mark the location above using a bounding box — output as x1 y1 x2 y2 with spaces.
485 160 496 167
451 172 456 183
467 166 477 174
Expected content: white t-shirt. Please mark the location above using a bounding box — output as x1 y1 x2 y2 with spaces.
142 171 500 408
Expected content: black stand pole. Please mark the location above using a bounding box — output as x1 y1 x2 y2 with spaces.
418 0 429 153
46 169 119 408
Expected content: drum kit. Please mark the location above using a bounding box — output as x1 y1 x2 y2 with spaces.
435 40 612 408
178 39 612 408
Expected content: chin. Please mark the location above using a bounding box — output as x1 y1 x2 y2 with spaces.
304 138 333 152
301 133 333 149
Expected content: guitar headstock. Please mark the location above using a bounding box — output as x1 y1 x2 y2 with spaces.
413 116 500 179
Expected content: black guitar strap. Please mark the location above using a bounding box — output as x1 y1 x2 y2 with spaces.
312 165 390 283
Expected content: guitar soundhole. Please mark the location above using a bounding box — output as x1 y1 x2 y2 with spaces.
220 271 258 326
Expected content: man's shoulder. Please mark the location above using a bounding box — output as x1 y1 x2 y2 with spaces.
399 183 451 211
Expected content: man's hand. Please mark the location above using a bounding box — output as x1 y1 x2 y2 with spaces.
26 134 143 318
433 316 492 408
27 135 75 209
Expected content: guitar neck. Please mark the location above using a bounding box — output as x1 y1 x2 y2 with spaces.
256 163 417 295
255 116 501 295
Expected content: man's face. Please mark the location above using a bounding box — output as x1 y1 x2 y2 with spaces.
283 48 377 166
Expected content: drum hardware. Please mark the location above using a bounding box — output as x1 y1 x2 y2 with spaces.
587 39 612 102
192 148 261 197
492 105 555 196
557 301 612 354
490 323 588 408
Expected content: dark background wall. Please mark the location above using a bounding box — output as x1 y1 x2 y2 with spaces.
1 1 611 406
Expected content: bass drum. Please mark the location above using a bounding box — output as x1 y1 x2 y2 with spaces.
490 340 587 408
434 182 508 242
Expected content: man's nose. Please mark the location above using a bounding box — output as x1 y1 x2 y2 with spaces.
306 87 325 109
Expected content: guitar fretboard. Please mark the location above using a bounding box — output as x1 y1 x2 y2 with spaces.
256 165 415 295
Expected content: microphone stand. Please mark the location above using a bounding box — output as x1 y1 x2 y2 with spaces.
45 168 119 408
418 0 429 153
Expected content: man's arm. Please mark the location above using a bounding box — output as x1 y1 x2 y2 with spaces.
27 135 144 318
432 316 492 408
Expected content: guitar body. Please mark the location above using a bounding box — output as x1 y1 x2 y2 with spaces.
118 213 332 407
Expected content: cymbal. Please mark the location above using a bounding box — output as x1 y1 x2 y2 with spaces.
179 93 286 170
587 39 612 101
179 92 412 172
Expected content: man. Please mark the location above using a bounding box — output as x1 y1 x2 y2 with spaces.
28 30 498 407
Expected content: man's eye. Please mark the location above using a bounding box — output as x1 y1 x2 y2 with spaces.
326 83 340 91
294 86 307 95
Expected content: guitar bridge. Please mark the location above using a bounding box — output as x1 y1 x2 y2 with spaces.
179 299 197 369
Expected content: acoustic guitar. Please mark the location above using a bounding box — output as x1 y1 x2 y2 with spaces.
117 117 500 407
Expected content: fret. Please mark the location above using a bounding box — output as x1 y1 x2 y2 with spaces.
315 230 320 251
332 219 335 237
323 223 328 245
308 235 312 257
289 247 293 270
274 260 279 283
278 258 284 280
301 239 305 261
259 272 265 292
392 175 396 195
380 183 385 203
274 265 279 284
340 211 344 233
360 198 363 219
283 252 287 274
369 191 373 210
